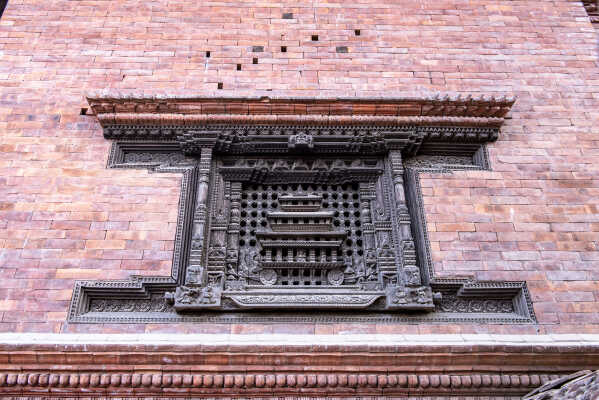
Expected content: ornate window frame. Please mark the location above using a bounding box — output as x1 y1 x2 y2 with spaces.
68 93 535 324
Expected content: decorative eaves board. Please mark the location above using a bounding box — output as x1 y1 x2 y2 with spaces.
86 92 514 127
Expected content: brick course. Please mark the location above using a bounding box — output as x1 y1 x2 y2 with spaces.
0 0 598 334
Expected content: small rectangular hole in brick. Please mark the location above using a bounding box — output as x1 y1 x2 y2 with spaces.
252 46 264 52
336 46 348 53
206 51 211 58
355 29 361 36
80 108 88 116
217 82 223 89
281 46 287 53
282 12 293 19
253 57 258 64
311 35 318 41
236 64 241 71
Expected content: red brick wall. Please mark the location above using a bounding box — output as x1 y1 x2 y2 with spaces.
0 0 597 334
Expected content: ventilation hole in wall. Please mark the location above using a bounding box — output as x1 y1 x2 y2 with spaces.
354 29 361 36
206 51 211 58
253 58 258 64
281 46 287 53
336 46 348 53
282 12 293 19
80 108 88 116
252 46 264 52
217 82 223 89
311 35 318 41
237 64 241 71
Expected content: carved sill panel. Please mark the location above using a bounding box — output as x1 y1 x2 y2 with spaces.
68 95 535 324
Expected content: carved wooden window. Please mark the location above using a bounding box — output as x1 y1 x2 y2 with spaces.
68 95 536 324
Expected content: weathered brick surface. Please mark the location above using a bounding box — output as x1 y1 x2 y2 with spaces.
0 0 598 334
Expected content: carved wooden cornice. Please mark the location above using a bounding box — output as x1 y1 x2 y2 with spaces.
0 334 598 397
86 92 515 128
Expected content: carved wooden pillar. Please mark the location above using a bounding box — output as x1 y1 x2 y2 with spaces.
188 147 213 282
359 182 376 252
389 151 410 224
167 146 223 311
389 150 421 287
227 182 242 273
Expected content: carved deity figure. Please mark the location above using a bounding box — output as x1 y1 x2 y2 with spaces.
416 287 429 304
391 288 408 304
365 251 378 281
404 266 422 286
239 248 260 277
178 287 200 304
200 286 215 304
186 264 205 285
350 254 366 280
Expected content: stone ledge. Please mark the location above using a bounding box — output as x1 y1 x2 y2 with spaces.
0 334 597 397
0 333 597 346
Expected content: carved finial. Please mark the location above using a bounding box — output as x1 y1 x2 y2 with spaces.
288 132 314 150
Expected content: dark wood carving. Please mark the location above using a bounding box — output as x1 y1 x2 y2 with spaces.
68 95 535 323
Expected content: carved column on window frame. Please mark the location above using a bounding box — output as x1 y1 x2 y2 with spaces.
166 147 223 310
225 181 243 290
206 172 228 278
189 148 212 263
358 180 375 258
383 150 434 309
389 150 420 286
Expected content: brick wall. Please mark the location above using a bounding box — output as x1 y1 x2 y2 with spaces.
0 0 598 334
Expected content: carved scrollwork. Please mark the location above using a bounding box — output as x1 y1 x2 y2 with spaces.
89 296 172 313
403 154 478 170
123 151 191 165
439 295 514 313
231 294 379 306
